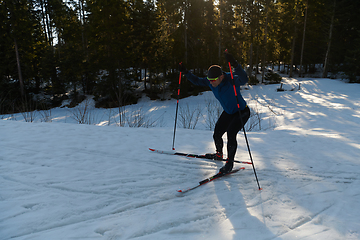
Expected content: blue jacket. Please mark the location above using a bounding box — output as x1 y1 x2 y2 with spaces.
185 65 248 114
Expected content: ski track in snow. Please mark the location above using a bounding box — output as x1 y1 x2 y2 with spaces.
1 78 360 239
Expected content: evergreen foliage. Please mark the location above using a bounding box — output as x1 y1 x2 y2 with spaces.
1 0 359 114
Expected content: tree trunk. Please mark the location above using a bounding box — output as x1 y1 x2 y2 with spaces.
44 0 53 46
144 68 147 91
323 0 336 78
299 0 308 77
218 0 223 63
14 38 24 97
184 0 188 64
39 0 48 43
80 0 89 94
255 46 259 76
261 0 270 83
249 43 253 76
289 1 299 78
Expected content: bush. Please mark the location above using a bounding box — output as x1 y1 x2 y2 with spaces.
264 71 282 84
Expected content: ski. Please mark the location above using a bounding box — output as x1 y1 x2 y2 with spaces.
149 148 252 165
149 148 208 158
177 167 245 193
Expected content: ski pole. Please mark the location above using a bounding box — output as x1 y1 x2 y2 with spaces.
226 52 262 190
172 69 182 150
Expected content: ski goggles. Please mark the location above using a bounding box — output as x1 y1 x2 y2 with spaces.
207 76 219 82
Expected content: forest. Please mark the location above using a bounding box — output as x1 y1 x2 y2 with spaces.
1 0 359 114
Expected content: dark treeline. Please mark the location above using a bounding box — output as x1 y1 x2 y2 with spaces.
1 0 359 114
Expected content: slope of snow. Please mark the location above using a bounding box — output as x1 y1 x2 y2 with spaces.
1 77 360 240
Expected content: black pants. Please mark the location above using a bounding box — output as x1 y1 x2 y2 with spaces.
213 106 250 161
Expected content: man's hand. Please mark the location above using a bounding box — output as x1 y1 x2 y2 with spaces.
224 49 239 68
178 62 188 74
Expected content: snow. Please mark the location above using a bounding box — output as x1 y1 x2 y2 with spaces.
1 77 360 240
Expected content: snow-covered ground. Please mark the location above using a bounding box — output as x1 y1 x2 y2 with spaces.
1 77 360 240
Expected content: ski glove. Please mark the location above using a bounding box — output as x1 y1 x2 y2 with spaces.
178 62 188 74
224 50 239 68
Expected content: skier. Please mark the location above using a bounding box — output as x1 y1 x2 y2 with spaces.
178 50 250 174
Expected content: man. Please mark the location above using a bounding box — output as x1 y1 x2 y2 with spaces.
178 50 250 174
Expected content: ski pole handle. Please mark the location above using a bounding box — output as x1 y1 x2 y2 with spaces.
228 62 234 79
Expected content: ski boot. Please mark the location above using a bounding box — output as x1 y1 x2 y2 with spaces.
219 159 234 174
204 151 223 160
